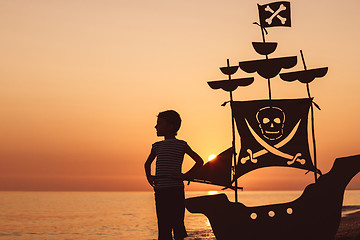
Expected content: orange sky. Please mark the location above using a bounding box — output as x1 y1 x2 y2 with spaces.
1 0 359 191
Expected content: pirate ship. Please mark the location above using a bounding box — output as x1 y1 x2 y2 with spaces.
185 2 360 239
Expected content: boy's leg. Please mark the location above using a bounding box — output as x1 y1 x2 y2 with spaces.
155 189 173 240
172 188 188 240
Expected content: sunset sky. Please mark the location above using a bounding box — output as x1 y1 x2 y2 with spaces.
1 0 359 191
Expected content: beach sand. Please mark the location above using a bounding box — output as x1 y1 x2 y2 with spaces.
336 211 360 240
188 211 360 240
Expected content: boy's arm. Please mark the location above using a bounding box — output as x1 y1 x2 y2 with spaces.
144 149 156 187
183 143 204 180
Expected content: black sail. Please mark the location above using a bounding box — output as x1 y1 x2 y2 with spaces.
190 147 233 188
231 98 318 181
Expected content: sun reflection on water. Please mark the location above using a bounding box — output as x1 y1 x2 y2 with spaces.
207 191 219 195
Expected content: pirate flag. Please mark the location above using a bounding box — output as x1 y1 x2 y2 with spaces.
231 98 317 181
258 1 291 28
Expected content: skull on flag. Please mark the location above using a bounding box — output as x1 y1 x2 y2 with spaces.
256 106 285 140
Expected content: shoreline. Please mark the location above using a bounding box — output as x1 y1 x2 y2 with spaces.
336 210 360 240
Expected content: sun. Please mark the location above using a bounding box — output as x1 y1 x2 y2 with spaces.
208 154 217 162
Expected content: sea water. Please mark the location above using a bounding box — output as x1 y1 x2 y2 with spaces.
0 191 359 240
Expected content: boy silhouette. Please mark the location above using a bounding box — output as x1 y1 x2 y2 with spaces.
145 110 204 240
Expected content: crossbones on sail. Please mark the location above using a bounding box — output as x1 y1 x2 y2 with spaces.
241 119 306 166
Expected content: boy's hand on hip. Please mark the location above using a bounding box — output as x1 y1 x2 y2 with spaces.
147 175 155 187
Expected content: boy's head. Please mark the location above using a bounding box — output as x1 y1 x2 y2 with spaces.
156 110 182 136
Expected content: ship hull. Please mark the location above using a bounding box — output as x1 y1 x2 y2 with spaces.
185 154 360 240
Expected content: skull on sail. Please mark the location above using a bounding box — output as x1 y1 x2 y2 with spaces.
256 106 285 140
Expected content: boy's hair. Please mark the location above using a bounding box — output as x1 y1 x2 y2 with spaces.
158 110 182 135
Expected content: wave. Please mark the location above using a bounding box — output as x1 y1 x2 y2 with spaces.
342 205 360 214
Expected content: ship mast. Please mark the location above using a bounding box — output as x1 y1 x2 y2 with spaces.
206 59 254 202
227 59 239 202
300 50 318 182
260 26 272 101
220 59 240 202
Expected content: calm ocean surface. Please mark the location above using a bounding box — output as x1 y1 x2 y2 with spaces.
0 190 359 240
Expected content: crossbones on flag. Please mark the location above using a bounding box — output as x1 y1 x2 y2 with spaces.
231 98 318 181
258 1 291 28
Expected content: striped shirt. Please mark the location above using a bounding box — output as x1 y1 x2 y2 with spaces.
152 139 187 189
